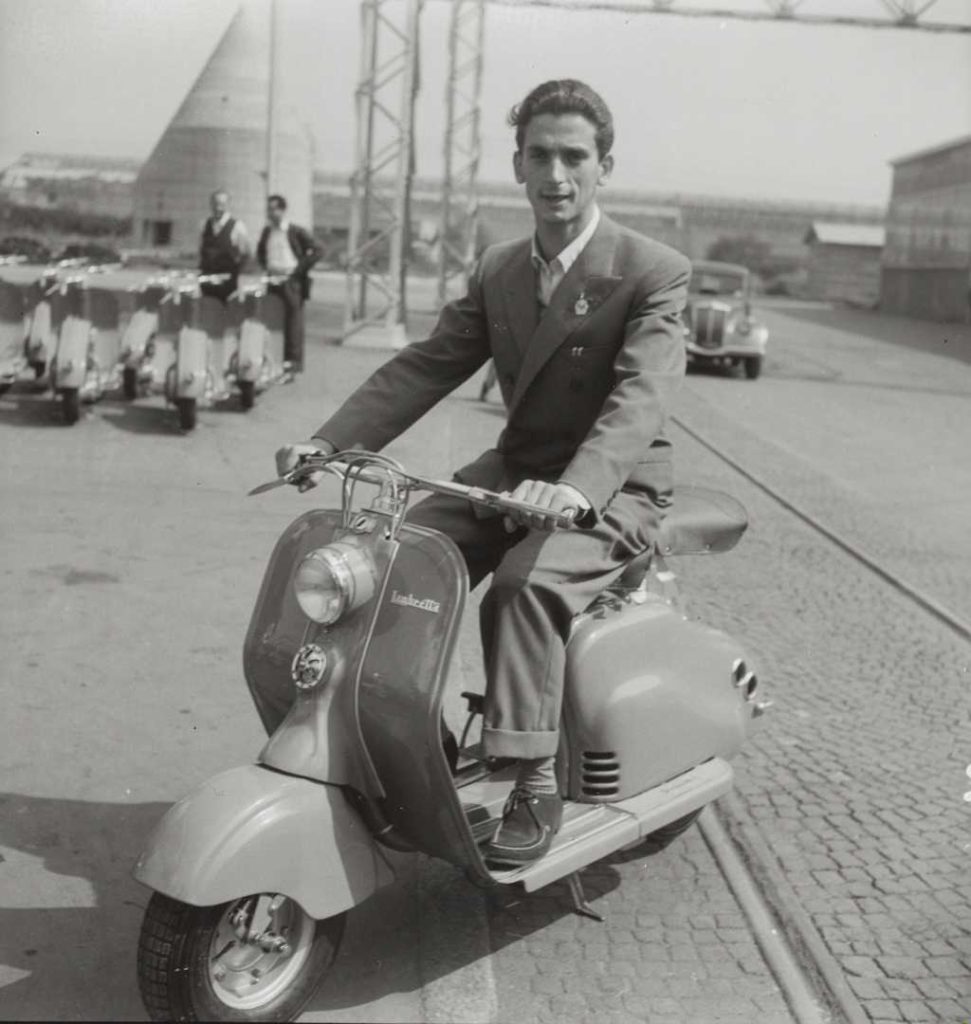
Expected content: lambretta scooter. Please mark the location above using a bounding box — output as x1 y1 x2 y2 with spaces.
49 267 122 424
0 259 29 395
22 258 87 382
134 451 767 1023
226 276 287 410
162 274 230 432
117 275 172 400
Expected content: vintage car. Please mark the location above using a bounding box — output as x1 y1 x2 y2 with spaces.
684 260 768 379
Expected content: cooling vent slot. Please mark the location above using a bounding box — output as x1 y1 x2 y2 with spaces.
582 750 621 797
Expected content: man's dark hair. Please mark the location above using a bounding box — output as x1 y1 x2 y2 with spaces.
508 80 614 159
267 194 288 210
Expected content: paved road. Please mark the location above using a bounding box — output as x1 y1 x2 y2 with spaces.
1 291 968 1022
673 302 971 1024
0 301 794 1022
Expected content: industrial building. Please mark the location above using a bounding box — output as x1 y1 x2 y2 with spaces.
314 170 884 268
131 1 312 255
882 134 971 323
804 222 886 307
0 153 139 219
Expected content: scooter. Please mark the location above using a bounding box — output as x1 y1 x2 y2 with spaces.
117 275 172 400
49 267 122 424
0 258 29 395
226 276 287 410
162 274 230 432
134 451 767 1022
22 258 87 382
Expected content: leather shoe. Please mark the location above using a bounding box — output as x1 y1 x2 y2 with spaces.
483 787 563 867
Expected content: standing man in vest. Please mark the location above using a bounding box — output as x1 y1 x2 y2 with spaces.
198 189 250 302
257 194 319 380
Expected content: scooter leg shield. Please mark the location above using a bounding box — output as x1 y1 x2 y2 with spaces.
133 764 395 919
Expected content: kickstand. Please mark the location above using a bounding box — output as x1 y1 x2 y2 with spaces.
566 872 604 922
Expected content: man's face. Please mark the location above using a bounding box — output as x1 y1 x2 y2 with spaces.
267 202 285 227
210 192 229 218
513 113 613 231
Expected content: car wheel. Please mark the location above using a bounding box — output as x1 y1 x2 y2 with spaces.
743 356 763 380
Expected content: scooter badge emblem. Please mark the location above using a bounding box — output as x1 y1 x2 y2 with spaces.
291 643 328 690
574 292 590 317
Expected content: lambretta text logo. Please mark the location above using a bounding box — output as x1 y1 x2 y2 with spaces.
390 590 441 614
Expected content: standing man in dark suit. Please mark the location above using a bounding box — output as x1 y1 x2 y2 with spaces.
275 80 689 865
198 189 249 302
256 194 319 379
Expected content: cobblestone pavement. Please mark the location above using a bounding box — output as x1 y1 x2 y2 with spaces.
663 304 971 1023
483 830 792 1024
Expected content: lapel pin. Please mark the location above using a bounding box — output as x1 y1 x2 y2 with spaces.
574 291 590 317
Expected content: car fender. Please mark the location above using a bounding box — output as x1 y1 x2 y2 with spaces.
133 764 395 919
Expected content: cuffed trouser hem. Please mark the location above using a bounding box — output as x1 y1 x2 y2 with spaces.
482 726 559 760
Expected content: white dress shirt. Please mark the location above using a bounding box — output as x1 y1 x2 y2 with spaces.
530 206 601 308
265 220 299 276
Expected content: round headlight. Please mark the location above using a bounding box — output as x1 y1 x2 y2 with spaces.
293 542 376 625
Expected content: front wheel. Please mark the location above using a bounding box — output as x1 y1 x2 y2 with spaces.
743 356 763 380
176 397 197 432
137 892 346 1023
122 366 138 400
239 380 255 410
61 387 81 425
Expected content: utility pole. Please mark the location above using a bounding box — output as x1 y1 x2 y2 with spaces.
264 0 278 200
437 0 486 308
343 0 423 348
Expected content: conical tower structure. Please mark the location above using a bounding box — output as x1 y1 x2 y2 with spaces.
132 0 312 255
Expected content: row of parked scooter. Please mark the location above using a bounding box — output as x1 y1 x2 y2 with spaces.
0 256 291 430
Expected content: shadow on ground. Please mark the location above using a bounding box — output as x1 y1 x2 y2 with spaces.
0 789 626 1022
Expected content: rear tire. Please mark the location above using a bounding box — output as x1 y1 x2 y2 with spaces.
743 356 762 380
122 366 138 400
137 892 345 1023
641 809 702 852
239 380 255 411
61 388 80 425
176 397 197 432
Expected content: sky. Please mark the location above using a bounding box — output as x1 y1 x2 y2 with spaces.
0 0 969 207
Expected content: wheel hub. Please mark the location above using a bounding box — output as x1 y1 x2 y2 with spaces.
208 894 312 1009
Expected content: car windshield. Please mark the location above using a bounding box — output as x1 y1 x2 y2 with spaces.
690 268 746 298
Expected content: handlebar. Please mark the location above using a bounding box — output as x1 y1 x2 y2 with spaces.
248 452 577 529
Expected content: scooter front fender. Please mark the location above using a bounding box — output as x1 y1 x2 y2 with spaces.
133 764 395 919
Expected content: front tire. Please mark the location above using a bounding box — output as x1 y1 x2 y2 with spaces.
61 388 80 425
176 397 197 432
137 892 345 1023
743 356 763 380
122 366 138 400
239 380 255 411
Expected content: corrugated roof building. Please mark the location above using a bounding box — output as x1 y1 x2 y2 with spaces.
131 0 312 255
881 135 971 323
804 222 886 307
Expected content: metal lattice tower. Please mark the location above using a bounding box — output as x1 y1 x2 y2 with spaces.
344 0 423 348
437 0 487 307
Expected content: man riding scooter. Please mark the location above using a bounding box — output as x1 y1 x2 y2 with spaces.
276 79 690 867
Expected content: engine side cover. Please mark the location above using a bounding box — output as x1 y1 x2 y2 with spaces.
563 595 753 803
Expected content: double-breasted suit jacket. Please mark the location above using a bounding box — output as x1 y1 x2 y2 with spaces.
316 215 690 520
315 214 690 759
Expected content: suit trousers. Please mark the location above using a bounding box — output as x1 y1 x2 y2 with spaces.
406 487 663 759
201 276 237 304
269 278 306 372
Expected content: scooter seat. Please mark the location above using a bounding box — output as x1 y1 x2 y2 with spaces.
616 486 748 587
